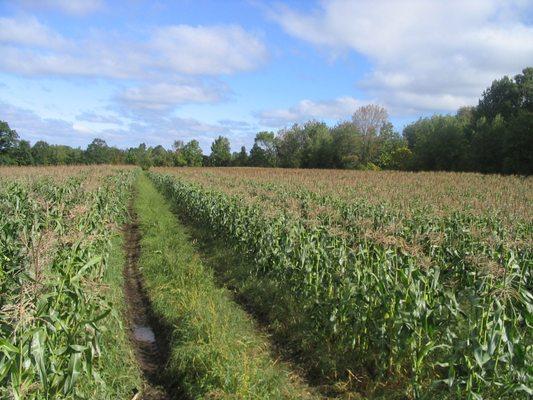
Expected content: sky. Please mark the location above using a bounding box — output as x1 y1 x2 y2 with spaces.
0 0 532 152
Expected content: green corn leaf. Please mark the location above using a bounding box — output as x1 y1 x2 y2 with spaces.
31 329 48 391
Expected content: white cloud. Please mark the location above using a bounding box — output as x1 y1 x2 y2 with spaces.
118 81 228 110
19 0 104 16
1 101 89 146
118 116 251 151
150 25 268 75
256 96 364 127
72 122 93 134
0 16 69 49
0 19 268 79
272 0 533 114
76 111 123 125
1 100 254 150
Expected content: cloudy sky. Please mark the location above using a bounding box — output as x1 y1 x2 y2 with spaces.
1 0 532 151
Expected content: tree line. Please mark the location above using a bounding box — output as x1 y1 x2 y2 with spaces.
1 67 531 174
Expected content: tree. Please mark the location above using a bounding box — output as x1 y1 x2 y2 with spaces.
352 104 389 136
172 140 187 167
172 140 186 166
0 121 19 164
300 121 333 168
403 115 468 171
352 105 390 165
32 141 52 165
469 115 505 173
12 140 33 165
515 67 533 111
51 145 70 165
376 123 406 169
503 109 533 174
137 143 152 170
182 140 203 166
210 136 231 166
172 140 184 152
152 145 173 167
85 138 110 164
249 131 277 167
276 124 306 168
388 146 413 170
232 146 248 166
0 120 19 152
125 143 151 169
476 75 521 122
108 147 125 164
330 122 363 169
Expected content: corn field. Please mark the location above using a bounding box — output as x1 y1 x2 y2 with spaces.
0 166 136 399
0 165 530 399
150 167 532 399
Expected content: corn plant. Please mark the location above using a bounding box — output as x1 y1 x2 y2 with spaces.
149 170 532 399
0 168 136 399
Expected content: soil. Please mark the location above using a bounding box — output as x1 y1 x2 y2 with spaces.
123 203 187 400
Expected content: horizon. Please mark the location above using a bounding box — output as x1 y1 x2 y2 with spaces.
1 0 532 153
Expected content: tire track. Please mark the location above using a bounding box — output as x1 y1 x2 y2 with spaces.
123 203 186 400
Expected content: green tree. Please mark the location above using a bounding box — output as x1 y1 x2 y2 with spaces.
11 140 33 165
470 67 532 174
475 70 529 122
330 122 362 169
404 115 468 171
249 131 277 167
276 124 305 168
210 136 231 166
108 147 125 164
232 146 248 166
125 143 151 169
182 140 203 166
388 146 413 170
470 115 505 173
0 120 19 164
51 145 70 165
476 76 519 121
503 109 533 174
85 138 110 164
172 140 187 166
138 143 152 170
300 121 332 168
376 123 405 169
515 67 533 111
152 145 173 167
0 121 19 152
31 141 52 165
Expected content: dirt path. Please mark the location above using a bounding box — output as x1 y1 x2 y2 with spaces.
123 203 186 400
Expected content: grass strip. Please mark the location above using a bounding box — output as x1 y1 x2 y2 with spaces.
133 173 316 399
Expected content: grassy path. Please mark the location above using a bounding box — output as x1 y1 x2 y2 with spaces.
122 201 186 400
132 173 317 399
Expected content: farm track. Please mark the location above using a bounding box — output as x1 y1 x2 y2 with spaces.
175 213 338 398
123 201 187 400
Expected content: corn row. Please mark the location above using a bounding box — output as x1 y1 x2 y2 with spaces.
150 171 532 399
0 170 136 399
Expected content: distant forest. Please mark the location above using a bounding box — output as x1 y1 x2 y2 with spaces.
1 67 531 175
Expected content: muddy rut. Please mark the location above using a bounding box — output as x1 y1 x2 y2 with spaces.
123 205 186 400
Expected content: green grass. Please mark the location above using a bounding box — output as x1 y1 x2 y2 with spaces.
134 173 316 399
83 233 144 399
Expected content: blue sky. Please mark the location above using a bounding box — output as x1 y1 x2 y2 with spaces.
1 0 532 152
